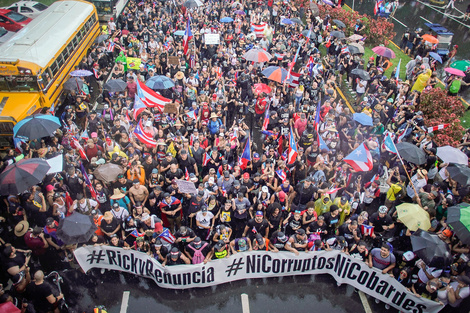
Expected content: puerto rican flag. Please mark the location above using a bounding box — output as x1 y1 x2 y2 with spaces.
134 120 157 147
325 187 341 194
230 128 238 145
239 135 251 170
262 104 270 131
186 110 197 120
341 46 350 54
306 56 314 76
80 161 97 200
287 71 302 88
202 152 211 166
136 80 171 111
71 138 88 161
344 143 374 172
427 123 450 133
185 167 190 181
183 17 193 55
276 170 287 182
80 130 89 142
158 228 176 244
287 126 298 165
251 22 267 37
361 224 374 236
107 42 115 53
133 94 146 120
382 133 397 154
374 0 383 15
130 230 144 237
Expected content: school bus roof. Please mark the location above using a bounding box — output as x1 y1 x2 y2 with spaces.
0 0 94 68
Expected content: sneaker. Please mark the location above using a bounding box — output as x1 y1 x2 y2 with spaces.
385 304 390 310
375 299 380 304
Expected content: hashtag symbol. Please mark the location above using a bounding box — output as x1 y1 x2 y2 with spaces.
86 250 105 264
225 257 244 277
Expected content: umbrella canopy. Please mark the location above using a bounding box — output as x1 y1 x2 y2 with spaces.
231 1 242 7
220 17 234 23
242 48 272 62
13 114 61 141
234 10 245 15
330 31 345 39
446 163 470 186
323 0 335 5
145 75 175 90
444 67 466 77
301 29 316 39
352 113 373 126
70 70 93 77
351 68 370 80
421 34 439 44
56 212 97 244
281 18 294 25
348 34 363 41
0 158 50 195
349 43 365 54
396 203 431 231
63 77 81 92
95 34 109 44
332 19 346 28
103 79 127 92
347 45 362 55
309 2 319 16
254 83 272 94
411 229 453 267
429 52 442 64
94 163 125 183
447 203 470 244
174 30 185 36
436 146 468 165
183 0 203 8
450 60 470 72
396 142 427 165
290 17 304 25
261 66 289 83
372 46 396 59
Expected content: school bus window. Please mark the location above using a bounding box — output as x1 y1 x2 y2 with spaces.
0 76 38 92
50 62 58 76
0 78 9 91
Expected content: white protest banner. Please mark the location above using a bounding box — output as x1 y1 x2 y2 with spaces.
74 246 443 313
46 154 63 174
204 34 220 45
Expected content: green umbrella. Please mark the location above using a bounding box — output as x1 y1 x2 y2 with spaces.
450 60 470 72
447 203 470 244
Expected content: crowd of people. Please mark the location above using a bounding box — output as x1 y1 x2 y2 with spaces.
1 0 470 311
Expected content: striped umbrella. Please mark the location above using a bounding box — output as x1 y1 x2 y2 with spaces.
448 203 470 244
0 158 50 195
242 48 272 62
261 66 289 83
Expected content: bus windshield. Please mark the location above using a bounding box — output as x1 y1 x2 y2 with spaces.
0 76 39 92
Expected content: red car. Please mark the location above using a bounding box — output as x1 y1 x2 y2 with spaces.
0 9 31 32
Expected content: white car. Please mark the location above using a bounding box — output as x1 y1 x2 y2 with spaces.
5 1 48 19
0 26 15 44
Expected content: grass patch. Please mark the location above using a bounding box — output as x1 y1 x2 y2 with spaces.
461 110 470 129
362 43 410 80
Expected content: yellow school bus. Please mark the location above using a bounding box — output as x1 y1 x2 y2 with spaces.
0 0 100 149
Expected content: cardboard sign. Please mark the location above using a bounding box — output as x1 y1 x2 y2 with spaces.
204 34 220 45
168 56 180 65
163 103 178 114
175 179 197 194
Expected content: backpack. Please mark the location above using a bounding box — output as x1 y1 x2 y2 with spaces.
187 242 208 264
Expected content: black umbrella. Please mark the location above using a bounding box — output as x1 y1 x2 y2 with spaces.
310 2 319 16
0 158 50 195
183 0 202 8
351 69 371 80
333 19 346 29
95 34 109 44
330 31 345 39
56 212 97 244
103 79 127 92
396 142 427 165
447 203 470 245
411 229 453 267
446 163 470 186
63 77 81 92
301 30 316 40
291 17 304 26
347 45 363 55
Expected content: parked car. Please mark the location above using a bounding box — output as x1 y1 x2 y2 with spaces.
0 9 31 32
0 26 15 44
5 1 48 19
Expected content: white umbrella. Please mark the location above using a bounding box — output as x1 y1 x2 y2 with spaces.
437 146 469 165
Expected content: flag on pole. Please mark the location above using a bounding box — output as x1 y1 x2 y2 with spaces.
80 130 89 142
133 94 146 120
314 100 322 146
158 228 176 244
374 0 383 15
183 17 193 55
395 58 401 81
185 167 190 181
130 230 144 237
427 124 450 133
262 104 270 131
382 133 397 154
239 136 251 170
344 143 374 172
80 161 97 200
71 138 88 161
276 170 287 182
186 110 197 120
134 120 157 147
287 126 298 165
318 135 330 152
136 80 171 111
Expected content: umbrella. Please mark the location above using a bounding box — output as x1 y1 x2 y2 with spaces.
70 70 93 77
351 69 370 80
63 77 81 92
183 0 203 8
447 203 470 244
281 18 294 25
429 52 442 64
347 45 361 55
411 229 453 267
301 30 316 39
254 83 272 94
352 113 373 126
421 34 439 44
444 67 466 77
396 203 431 231
56 212 97 244
446 163 470 186
291 17 304 25
13 114 61 141
220 17 234 23
103 79 127 92
261 66 289 83
93 163 124 183
372 46 396 59
330 31 345 39
348 34 363 41
323 0 335 5
242 48 272 63
145 75 175 90
95 34 109 44
234 10 245 15
395 142 427 165
333 19 346 28
436 146 468 165
349 43 364 54
450 60 470 72
174 30 185 36
0 158 50 195
231 1 242 7
309 2 319 16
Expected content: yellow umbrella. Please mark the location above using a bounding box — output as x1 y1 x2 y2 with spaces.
396 203 431 231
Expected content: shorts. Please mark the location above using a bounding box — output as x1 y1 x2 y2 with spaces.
406 42 414 50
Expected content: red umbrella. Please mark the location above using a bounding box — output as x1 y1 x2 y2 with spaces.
445 67 466 77
0 158 51 195
242 48 272 62
372 46 396 59
254 83 272 94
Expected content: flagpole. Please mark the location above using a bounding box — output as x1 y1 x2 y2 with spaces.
390 137 419 198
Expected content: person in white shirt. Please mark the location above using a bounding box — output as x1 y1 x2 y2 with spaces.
406 169 428 199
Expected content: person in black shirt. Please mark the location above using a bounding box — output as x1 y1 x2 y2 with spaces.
369 206 395 239
292 177 317 211
26 270 63 313
243 211 270 241
337 220 362 246
177 150 198 176
113 174 133 194
323 205 341 236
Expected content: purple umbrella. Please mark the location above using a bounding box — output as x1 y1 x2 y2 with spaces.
70 70 93 77
372 46 396 59
323 0 335 5
234 10 245 15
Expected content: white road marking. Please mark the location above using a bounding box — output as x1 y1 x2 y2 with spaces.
358 291 373 313
119 291 130 313
241 293 250 313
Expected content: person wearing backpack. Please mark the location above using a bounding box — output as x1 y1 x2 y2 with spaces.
184 237 212 264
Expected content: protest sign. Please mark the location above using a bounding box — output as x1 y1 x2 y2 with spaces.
175 179 197 194
204 34 220 45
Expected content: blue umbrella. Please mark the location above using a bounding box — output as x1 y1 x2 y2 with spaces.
352 113 373 126
429 52 442 64
13 114 61 140
174 30 185 36
281 18 293 25
70 70 93 77
145 75 175 90
220 17 234 23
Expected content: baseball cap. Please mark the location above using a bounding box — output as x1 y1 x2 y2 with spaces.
442 229 452 238
243 173 250 179
378 206 388 214
278 191 286 201
255 211 263 216
403 251 415 261
91 132 98 138
154 221 163 232
277 232 287 242
133 179 140 184
45 217 55 225
253 153 260 159
201 206 208 212
297 229 306 236
223 170 230 178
